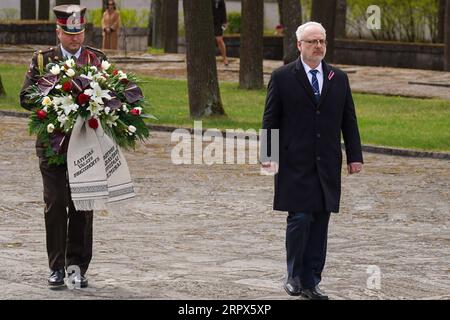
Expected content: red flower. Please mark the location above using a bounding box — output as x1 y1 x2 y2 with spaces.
113 70 119 76
120 78 129 84
36 109 47 120
77 93 90 105
129 108 140 116
62 81 72 92
88 118 99 129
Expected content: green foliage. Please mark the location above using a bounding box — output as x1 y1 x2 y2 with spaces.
0 8 19 20
85 8 149 28
226 12 241 34
147 47 165 54
347 0 440 42
301 0 312 22
2 64 449 151
85 8 103 27
119 8 150 28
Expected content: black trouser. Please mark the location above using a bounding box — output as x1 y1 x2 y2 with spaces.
39 157 93 275
286 211 330 289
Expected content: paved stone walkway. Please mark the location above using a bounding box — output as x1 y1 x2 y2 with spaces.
0 116 448 299
1 46 449 100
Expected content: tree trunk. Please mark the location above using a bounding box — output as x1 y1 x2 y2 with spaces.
277 0 283 26
281 0 302 64
55 0 80 5
335 0 346 38
311 0 337 62
38 0 49 20
444 0 450 71
21 0 36 20
239 0 264 89
164 0 179 53
438 0 446 43
183 0 225 118
0 74 6 97
152 0 164 49
148 1 154 46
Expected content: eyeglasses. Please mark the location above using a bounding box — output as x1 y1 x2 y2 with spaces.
300 39 328 46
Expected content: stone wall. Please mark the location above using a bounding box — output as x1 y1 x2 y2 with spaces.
220 36 444 71
0 21 58 45
333 39 444 71
0 22 148 52
88 27 149 52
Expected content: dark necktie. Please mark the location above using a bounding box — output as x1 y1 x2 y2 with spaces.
309 69 320 103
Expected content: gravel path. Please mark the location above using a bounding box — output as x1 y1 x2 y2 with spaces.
0 116 448 299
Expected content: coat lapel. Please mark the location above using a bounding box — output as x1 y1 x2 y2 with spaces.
293 58 317 106
318 61 333 108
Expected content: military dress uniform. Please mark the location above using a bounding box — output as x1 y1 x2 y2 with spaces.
19 5 107 287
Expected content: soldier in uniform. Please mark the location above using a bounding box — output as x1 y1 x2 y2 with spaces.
20 4 107 288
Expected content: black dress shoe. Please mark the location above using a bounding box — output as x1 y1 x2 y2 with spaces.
301 285 329 300
48 269 65 287
283 280 302 296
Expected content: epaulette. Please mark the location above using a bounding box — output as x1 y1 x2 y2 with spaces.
34 47 55 75
33 47 55 56
85 46 106 57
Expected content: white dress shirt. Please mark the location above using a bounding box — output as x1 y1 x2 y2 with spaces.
301 57 324 94
60 45 82 59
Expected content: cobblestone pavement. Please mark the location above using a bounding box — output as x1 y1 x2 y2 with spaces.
1 46 449 100
0 116 449 299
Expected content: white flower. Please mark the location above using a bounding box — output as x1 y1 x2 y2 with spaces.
104 107 111 115
80 72 94 81
52 95 78 116
65 68 75 77
128 125 136 133
93 73 106 82
50 65 60 75
105 113 119 127
66 58 75 68
122 104 129 113
84 82 112 106
101 60 111 71
42 96 52 106
90 66 98 72
87 100 104 116
55 84 62 90
118 70 127 80
57 114 67 126
47 123 55 133
42 106 48 112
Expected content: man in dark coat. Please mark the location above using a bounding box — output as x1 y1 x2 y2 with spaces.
212 0 229 66
261 21 363 299
20 4 106 289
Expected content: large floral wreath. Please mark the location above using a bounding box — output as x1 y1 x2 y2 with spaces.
25 51 153 165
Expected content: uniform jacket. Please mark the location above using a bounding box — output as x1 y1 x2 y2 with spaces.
20 45 107 158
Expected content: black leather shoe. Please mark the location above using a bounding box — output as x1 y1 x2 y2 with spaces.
283 280 302 296
301 285 329 300
48 269 65 287
69 274 88 288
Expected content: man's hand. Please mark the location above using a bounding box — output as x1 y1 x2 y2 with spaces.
347 162 363 174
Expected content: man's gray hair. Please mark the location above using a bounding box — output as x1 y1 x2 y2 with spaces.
295 21 326 41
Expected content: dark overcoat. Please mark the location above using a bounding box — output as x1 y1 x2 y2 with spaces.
262 58 363 213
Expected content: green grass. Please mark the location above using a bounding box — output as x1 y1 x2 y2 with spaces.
1 63 449 151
